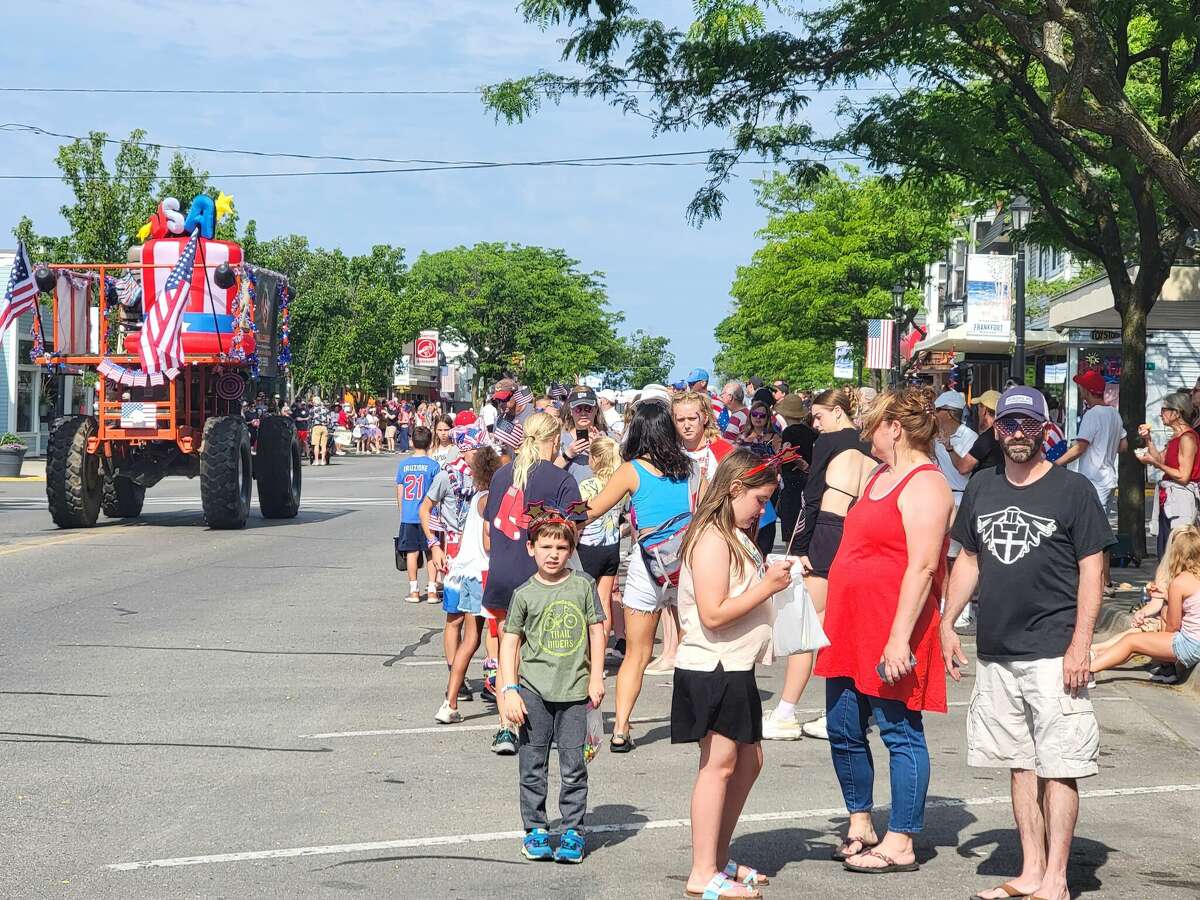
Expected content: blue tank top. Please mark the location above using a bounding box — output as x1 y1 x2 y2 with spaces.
630 459 690 540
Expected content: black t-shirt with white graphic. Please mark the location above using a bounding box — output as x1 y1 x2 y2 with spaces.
953 464 1115 661
968 429 1004 475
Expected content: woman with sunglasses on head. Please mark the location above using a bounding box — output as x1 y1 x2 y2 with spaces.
583 396 697 752
763 387 876 741
816 387 953 876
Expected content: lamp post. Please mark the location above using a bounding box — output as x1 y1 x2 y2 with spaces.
1010 196 1032 384
891 281 906 388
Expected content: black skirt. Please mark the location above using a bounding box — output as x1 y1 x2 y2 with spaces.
671 663 762 744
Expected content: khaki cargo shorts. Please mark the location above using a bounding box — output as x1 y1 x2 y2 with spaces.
967 657 1099 779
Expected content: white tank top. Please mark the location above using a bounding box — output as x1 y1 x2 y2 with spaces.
450 491 488 581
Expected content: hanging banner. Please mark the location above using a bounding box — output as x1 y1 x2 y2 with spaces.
414 329 439 366
833 341 854 379
965 253 1014 338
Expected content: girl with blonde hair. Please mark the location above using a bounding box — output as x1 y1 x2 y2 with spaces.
674 449 795 899
1090 524 1200 676
577 436 627 635
479 411 583 754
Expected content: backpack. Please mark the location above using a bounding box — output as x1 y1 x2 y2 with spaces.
635 461 701 589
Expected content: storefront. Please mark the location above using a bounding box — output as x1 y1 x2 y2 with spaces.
912 322 1067 396
1048 266 1200 443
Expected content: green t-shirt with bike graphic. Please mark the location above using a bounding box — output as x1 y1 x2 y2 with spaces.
505 571 605 702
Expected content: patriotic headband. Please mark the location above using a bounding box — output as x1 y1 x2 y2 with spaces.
452 424 487 451
526 499 590 532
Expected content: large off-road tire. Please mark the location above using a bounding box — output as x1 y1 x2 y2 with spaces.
256 415 302 519
102 475 145 519
200 416 252 530
46 416 102 529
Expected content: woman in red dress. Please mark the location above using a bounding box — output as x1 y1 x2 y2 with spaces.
814 387 954 875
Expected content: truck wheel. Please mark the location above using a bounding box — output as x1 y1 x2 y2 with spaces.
201 416 252 529
256 415 302 519
46 416 102 528
102 475 145 519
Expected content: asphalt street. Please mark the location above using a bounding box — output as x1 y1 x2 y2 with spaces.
3 452 1200 899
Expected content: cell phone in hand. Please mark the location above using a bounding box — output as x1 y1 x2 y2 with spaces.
876 654 918 681
576 428 589 443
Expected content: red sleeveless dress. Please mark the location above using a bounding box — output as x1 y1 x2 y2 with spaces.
814 463 948 713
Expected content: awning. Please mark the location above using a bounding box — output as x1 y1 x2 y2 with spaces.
1049 265 1200 330
913 323 1065 355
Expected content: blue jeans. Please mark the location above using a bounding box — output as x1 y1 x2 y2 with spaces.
826 677 931 833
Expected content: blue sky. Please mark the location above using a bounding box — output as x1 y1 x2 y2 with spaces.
0 2 845 380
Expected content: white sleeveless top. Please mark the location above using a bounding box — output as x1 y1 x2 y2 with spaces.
676 527 773 672
450 491 488 581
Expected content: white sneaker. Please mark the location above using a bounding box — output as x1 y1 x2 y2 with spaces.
801 715 828 740
434 700 462 724
762 714 802 741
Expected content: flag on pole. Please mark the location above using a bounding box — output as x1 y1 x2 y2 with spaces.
866 319 894 370
138 231 199 384
0 242 39 338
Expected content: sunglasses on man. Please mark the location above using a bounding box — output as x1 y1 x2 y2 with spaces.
995 416 1045 437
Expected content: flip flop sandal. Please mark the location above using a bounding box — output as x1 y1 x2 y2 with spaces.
684 873 762 899
831 835 879 861
609 732 636 753
723 861 769 885
842 849 920 874
970 885 1029 899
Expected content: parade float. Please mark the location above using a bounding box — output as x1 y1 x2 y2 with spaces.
24 193 301 529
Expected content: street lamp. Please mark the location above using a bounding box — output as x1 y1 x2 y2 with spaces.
891 280 907 388
1010 196 1033 384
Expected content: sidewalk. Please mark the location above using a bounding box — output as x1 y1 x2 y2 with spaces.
0 457 44 482
1102 556 1200 699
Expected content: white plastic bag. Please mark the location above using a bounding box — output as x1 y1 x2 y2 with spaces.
584 701 604 764
770 563 830 657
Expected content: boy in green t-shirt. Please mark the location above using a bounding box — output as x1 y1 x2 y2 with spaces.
499 508 606 864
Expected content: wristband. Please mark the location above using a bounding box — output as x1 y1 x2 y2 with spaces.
502 684 521 694
427 537 439 549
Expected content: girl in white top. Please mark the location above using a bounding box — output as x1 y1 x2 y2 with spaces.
437 446 503 724
673 449 794 900
1090 523 1200 676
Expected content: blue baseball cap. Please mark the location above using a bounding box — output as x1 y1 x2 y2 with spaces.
671 379 687 391
686 368 710 385
996 385 1049 422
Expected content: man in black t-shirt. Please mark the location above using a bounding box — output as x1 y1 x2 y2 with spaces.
941 386 1113 900
944 389 1004 477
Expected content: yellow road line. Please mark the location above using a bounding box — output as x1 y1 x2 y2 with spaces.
0 476 45 483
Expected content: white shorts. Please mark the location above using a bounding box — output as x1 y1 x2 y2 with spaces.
1094 484 1113 511
967 657 1099 779
620 549 676 614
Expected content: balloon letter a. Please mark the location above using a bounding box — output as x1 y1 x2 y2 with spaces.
183 194 216 239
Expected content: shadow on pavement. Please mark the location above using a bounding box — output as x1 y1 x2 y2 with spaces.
61 642 406 660
587 803 650 851
323 853 527 869
958 828 1113 896
727 825 829 876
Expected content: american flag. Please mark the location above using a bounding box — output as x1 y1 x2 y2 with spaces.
0 242 39 338
138 231 198 383
514 385 534 407
494 416 524 450
866 319 894 371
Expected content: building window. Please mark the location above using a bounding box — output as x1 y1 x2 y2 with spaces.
1051 247 1063 273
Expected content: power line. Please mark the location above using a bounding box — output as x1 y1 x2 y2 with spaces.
0 85 895 97
0 122 860 180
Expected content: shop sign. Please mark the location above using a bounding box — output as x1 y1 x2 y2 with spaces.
1067 328 1120 344
965 254 1013 338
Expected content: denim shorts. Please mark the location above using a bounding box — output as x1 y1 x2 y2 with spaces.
1173 631 1200 668
443 576 483 615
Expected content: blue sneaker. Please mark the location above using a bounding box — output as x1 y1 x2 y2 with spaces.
521 828 553 861
554 828 585 864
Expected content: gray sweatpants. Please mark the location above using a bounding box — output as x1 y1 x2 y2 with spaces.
517 687 589 832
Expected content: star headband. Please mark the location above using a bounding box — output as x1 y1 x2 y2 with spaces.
452 424 487 451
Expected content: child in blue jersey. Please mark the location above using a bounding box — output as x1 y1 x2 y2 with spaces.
396 426 441 603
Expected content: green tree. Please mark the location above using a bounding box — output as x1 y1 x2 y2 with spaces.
406 243 623 395
716 170 958 385
250 235 414 396
15 130 233 262
603 329 675 389
485 0 1195 553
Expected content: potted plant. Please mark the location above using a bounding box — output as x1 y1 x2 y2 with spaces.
0 433 28 477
